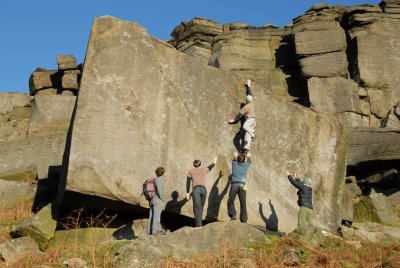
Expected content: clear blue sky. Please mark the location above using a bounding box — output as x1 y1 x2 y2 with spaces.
0 0 372 93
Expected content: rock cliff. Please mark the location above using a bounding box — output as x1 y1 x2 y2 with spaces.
0 1 399 240
63 16 347 233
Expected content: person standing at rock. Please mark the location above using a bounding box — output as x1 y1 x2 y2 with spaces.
147 167 166 235
228 78 256 154
227 151 251 223
186 156 218 229
286 171 313 227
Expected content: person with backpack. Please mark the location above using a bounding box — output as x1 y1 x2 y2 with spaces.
146 167 166 235
227 151 251 223
286 171 313 227
228 79 255 154
186 156 218 229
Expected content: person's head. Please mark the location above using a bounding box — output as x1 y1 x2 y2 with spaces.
237 153 246 163
155 167 165 177
246 95 253 103
171 191 179 199
193 159 201 167
303 177 312 187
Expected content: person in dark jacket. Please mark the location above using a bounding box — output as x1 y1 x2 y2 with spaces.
227 151 251 222
286 171 313 227
147 167 166 235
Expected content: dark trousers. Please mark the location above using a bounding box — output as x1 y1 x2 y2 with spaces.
227 183 247 223
192 186 207 227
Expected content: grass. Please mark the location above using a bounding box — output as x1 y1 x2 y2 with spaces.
0 208 129 268
158 235 400 268
0 199 34 244
1 205 399 267
0 199 34 225
354 196 382 223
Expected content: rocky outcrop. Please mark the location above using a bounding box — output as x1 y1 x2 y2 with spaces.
0 93 32 142
114 221 271 267
170 17 223 64
29 55 81 96
347 128 400 165
369 189 400 226
0 179 37 202
209 27 294 96
0 236 42 265
29 68 61 95
342 221 400 243
28 94 76 138
0 164 37 183
293 20 347 78
0 133 67 179
64 16 347 233
170 18 305 99
12 204 57 251
342 182 362 223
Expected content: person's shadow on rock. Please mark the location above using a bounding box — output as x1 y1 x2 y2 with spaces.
206 170 229 222
112 221 136 240
232 103 246 152
165 191 188 215
258 199 279 232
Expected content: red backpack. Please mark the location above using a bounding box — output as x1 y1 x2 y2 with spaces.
142 178 156 200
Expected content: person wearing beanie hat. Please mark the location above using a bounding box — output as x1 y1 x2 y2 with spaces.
228 79 256 154
186 156 218 229
286 171 313 227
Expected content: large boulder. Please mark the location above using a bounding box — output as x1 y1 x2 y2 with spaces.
114 221 271 267
64 16 347 233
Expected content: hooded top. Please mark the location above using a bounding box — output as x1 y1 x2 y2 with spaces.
288 175 313 209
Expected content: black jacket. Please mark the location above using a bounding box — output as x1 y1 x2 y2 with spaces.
288 175 313 209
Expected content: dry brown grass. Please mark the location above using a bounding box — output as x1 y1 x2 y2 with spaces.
0 199 34 224
0 208 123 268
158 235 400 268
0 199 34 244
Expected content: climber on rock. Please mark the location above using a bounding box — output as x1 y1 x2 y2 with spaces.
228 78 256 154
